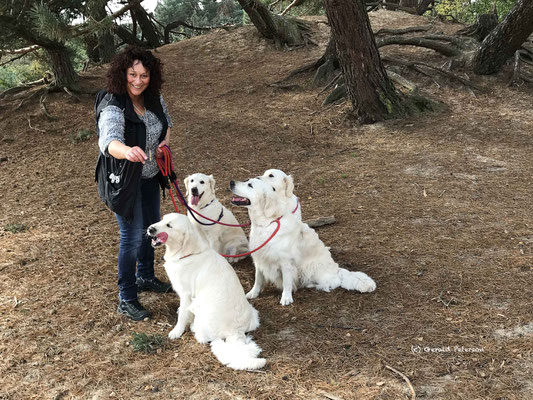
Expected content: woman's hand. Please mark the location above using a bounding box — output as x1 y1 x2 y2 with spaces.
124 146 147 164
156 137 170 159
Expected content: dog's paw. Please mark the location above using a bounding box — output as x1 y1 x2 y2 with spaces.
246 289 260 299
355 272 376 293
280 292 293 306
168 327 185 339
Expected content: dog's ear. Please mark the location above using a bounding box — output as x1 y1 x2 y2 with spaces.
181 219 206 254
259 190 279 220
208 174 215 193
283 175 294 198
183 176 189 196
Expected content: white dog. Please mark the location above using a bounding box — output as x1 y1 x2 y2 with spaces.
230 177 376 306
183 173 248 262
148 213 266 370
260 169 301 220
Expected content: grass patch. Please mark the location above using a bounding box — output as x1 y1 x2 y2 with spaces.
130 332 165 354
340 174 348 179
69 128 93 144
4 223 26 233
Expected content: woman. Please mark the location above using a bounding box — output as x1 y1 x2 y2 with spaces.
96 46 173 321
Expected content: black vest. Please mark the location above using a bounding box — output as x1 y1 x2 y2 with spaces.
94 90 168 221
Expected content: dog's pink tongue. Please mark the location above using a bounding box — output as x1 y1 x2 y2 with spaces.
157 232 168 244
191 195 200 206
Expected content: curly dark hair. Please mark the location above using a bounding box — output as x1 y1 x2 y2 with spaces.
106 46 164 97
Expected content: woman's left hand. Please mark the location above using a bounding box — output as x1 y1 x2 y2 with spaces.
156 139 169 159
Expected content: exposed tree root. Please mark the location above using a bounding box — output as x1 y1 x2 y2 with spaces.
27 117 45 133
322 84 346 106
375 24 432 36
39 93 57 121
382 55 483 91
456 13 498 41
509 49 533 86
15 87 48 111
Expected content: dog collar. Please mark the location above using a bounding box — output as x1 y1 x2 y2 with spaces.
292 198 299 214
200 199 215 210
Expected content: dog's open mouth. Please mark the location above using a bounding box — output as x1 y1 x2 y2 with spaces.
151 232 168 247
190 192 203 206
231 196 251 206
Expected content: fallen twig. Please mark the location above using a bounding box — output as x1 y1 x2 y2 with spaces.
315 323 362 330
384 363 416 399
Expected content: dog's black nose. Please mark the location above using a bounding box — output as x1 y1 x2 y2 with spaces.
229 181 235 190
191 187 199 196
148 226 156 235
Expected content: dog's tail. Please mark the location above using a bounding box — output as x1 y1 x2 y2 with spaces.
338 268 377 293
210 334 266 370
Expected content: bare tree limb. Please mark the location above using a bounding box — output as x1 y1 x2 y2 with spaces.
281 0 306 16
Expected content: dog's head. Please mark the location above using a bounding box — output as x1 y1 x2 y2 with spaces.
230 178 285 222
183 173 216 207
260 169 294 199
147 213 206 258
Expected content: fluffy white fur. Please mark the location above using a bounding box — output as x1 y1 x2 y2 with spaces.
230 178 376 306
147 213 266 370
184 173 248 262
260 169 301 220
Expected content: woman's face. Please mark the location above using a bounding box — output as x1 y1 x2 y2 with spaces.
126 60 150 98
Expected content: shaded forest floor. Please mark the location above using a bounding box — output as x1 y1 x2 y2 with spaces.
1 10 532 400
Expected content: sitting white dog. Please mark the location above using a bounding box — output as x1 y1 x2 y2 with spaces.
148 213 266 370
183 173 248 262
260 169 301 220
230 177 376 306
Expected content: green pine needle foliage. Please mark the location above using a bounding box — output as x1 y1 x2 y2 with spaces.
29 2 71 42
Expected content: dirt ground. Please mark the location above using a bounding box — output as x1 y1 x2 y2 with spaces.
1 9 532 400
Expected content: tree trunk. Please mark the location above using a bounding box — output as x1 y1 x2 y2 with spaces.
456 13 498 42
45 44 79 90
113 25 146 47
87 0 116 62
416 0 434 15
129 0 161 48
324 0 405 123
473 0 533 75
400 0 417 8
236 0 308 46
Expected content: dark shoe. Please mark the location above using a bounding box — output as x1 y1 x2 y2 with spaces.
136 277 172 293
117 299 151 321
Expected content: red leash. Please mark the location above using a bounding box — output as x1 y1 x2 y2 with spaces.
155 145 282 258
221 218 281 258
157 146 250 227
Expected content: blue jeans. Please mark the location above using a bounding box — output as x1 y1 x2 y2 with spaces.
115 176 161 301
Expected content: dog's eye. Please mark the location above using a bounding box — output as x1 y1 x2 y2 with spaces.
269 174 274 178
272 187 276 191
190 179 194 183
200 180 204 184
248 183 253 188
167 223 171 228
